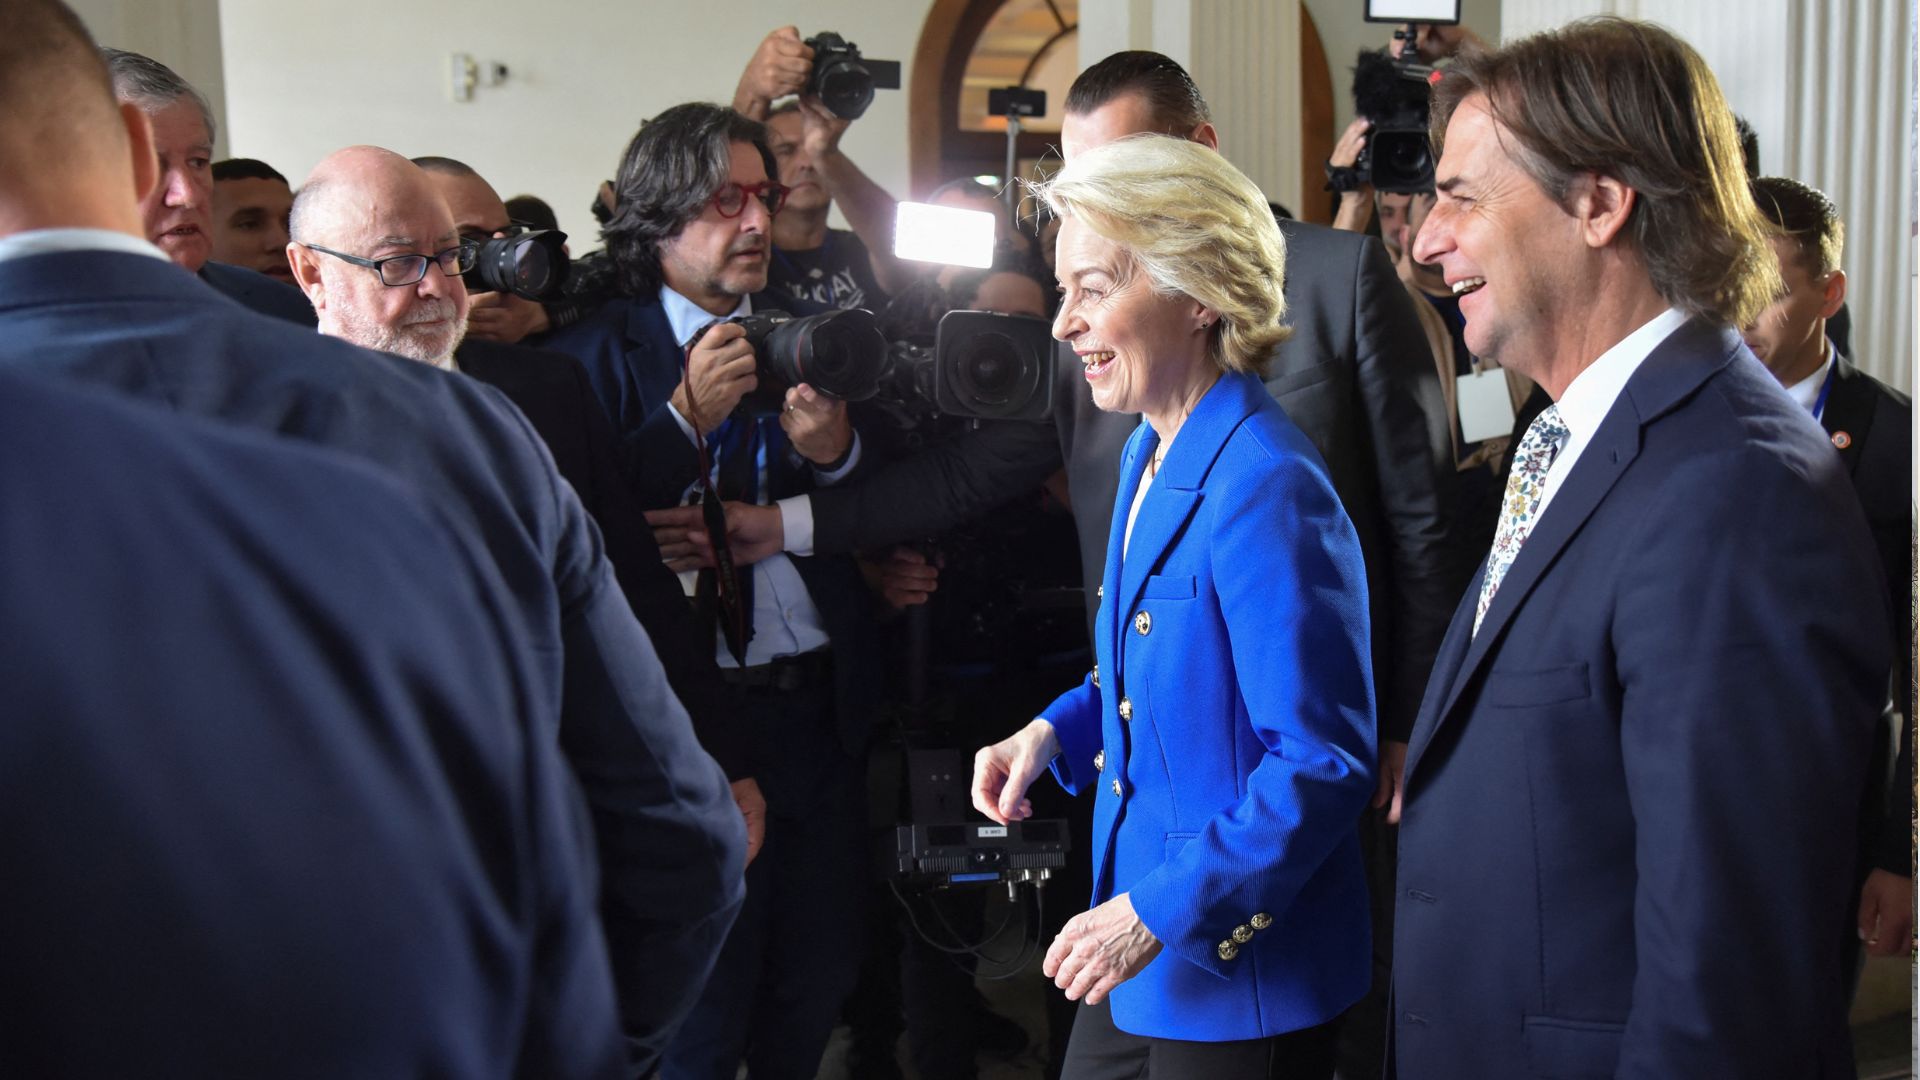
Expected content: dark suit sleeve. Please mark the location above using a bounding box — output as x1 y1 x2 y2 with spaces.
569 363 752 782
622 404 706 511
808 417 1062 554
1610 451 1888 1076
490 392 745 1075
1350 237 1461 742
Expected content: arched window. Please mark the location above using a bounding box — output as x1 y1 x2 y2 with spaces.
908 0 1076 199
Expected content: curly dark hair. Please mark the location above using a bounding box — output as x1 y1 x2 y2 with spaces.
602 102 776 298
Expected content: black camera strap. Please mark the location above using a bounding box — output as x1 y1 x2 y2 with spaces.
681 332 754 666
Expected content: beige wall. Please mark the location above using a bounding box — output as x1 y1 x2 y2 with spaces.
69 0 229 158
216 1 933 248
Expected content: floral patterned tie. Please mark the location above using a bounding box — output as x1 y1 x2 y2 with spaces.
1474 404 1569 635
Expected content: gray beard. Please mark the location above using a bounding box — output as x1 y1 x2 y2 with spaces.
324 302 468 369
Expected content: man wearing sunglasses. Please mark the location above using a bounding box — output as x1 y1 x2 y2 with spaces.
541 101 880 1080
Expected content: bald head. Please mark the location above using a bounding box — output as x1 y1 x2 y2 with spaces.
0 0 152 239
289 147 471 368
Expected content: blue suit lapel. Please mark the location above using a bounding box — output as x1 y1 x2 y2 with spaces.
1112 374 1258 618
1405 320 1743 779
624 299 684 428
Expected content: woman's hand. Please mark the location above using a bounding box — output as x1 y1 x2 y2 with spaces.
1045 892 1163 1004
971 718 1058 825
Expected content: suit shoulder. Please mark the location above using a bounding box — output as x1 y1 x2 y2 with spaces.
1275 218 1368 260
1219 397 1333 487
460 339 592 385
538 295 641 351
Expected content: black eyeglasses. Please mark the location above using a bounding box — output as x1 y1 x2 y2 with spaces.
302 242 474 287
709 181 790 219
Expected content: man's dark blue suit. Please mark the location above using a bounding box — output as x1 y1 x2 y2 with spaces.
0 368 622 1078
1392 321 1892 1079
0 248 746 1075
544 292 880 1079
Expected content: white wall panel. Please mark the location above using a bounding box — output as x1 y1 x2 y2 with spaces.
218 1 934 249
1781 0 1915 390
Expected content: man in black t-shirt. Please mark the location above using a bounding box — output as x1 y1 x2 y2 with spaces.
733 28 915 313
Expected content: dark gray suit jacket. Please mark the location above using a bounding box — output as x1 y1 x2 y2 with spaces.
0 248 745 1076
810 220 1459 739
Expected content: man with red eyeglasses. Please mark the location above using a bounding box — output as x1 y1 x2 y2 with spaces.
541 101 881 1080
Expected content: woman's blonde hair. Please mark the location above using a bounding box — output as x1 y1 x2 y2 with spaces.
1030 135 1289 375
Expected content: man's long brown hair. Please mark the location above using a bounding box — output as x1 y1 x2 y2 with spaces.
1431 17 1779 329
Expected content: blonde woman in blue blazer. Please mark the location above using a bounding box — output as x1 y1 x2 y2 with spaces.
972 136 1376 1079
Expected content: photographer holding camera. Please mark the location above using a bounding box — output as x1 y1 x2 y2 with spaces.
735 26 916 309
540 101 883 1080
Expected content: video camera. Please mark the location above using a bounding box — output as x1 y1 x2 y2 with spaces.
882 310 1055 424
714 303 1056 422
1351 46 1439 194
462 226 570 300
804 31 902 121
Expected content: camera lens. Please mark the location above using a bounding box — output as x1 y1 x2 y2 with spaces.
816 58 875 120
757 309 888 407
1368 129 1435 193
464 230 570 300
952 332 1038 412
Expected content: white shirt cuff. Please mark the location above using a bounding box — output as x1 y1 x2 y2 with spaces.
777 495 813 557
811 431 862 486
666 400 700 447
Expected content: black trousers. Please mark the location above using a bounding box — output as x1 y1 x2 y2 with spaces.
1061 999 1337 1080
658 677 866 1080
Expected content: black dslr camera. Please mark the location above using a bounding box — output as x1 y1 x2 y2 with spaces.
1351 45 1438 193
716 308 891 417
462 227 570 301
804 31 902 120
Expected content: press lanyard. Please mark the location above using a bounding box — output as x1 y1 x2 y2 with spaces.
1810 352 1837 422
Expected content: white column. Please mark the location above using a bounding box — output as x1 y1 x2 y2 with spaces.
1080 0 1306 213
69 0 227 158
1493 0 1913 389
1778 0 1915 390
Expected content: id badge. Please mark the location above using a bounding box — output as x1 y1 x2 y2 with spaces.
1457 367 1516 444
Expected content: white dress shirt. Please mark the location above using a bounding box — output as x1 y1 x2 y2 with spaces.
0 228 167 266
1532 306 1688 521
1781 346 1835 420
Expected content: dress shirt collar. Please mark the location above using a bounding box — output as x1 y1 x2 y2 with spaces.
659 284 750 349
1781 344 1835 414
1553 306 1689 446
0 227 169 266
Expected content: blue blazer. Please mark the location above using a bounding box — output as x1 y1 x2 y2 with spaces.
0 249 746 1075
0 368 622 1078
1041 370 1377 1042
1392 322 1892 1079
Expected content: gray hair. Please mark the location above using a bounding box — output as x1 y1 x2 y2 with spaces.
101 46 215 144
